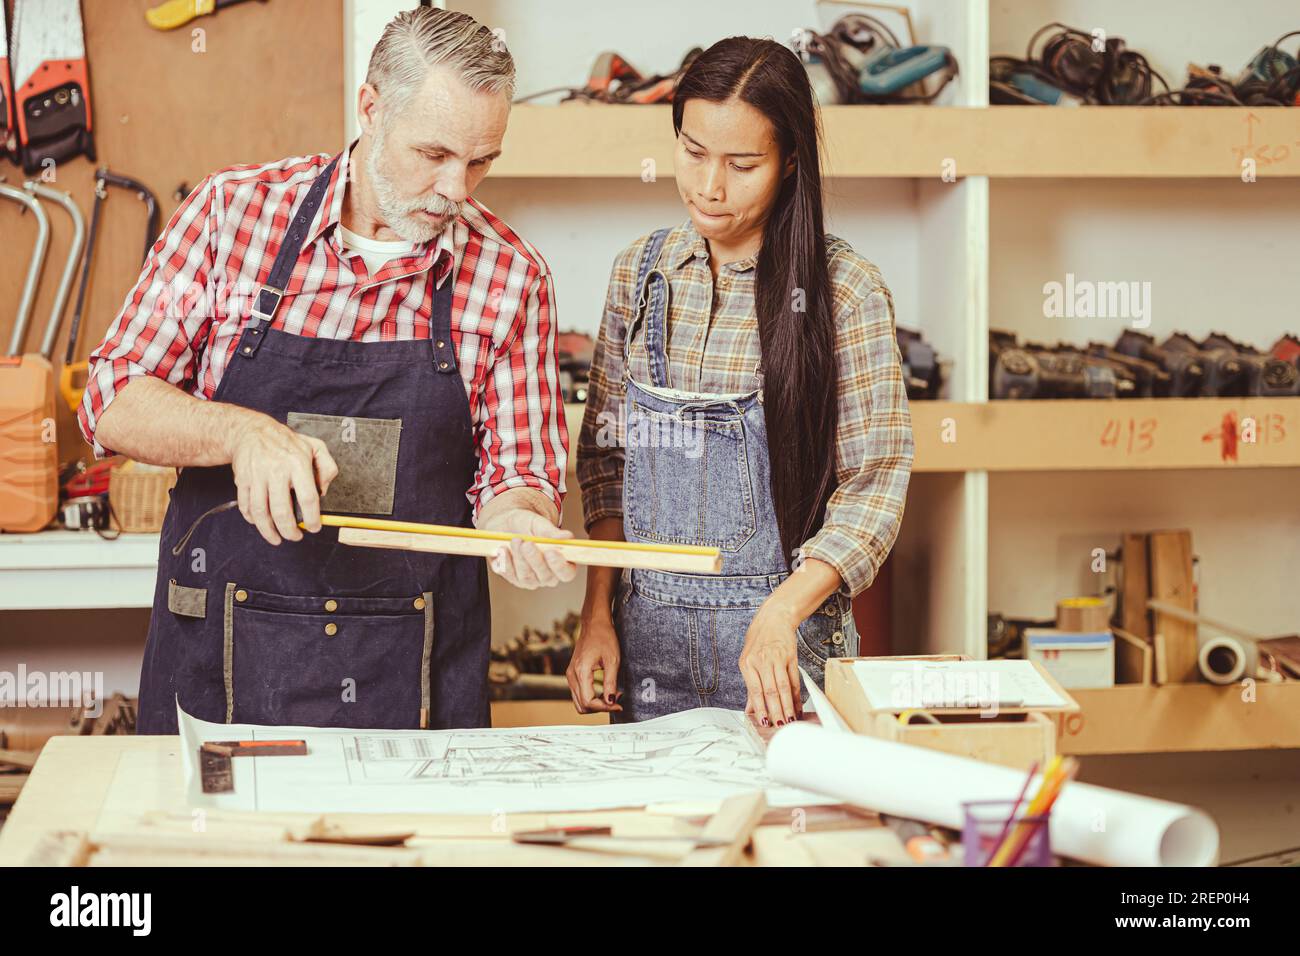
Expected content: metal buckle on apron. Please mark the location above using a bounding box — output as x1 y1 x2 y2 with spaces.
251 285 283 322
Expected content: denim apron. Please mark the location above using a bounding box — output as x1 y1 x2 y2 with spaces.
136 154 490 734
612 227 858 722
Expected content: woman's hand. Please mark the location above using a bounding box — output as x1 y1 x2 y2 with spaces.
567 611 623 714
739 601 803 727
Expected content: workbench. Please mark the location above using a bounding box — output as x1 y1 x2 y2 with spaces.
0 735 902 867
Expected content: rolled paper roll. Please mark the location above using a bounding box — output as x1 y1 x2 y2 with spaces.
766 722 1218 867
1198 635 1247 685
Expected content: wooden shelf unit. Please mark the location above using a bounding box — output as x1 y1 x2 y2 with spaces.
910 398 1300 472
1058 683 1300 755
493 105 1300 179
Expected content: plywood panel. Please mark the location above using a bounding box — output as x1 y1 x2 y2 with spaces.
0 0 343 464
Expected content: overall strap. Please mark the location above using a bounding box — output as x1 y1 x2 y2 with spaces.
239 153 341 359
429 254 457 375
624 227 672 389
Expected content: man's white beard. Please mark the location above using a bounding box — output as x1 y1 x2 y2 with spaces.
365 120 462 244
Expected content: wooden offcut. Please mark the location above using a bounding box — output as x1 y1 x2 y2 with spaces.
1148 531 1200 683
1120 533 1151 639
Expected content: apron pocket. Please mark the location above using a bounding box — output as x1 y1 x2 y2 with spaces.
167 579 207 618
623 400 757 552
222 583 434 729
286 412 401 515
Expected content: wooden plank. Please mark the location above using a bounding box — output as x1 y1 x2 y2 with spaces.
1060 683 1300 755
1120 534 1151 639
338 525 722 572
910 398 1300 472
494 106 1300 179
0 748 38 770
1148 531 1200 684
976 107 1300 178
0 774 30 805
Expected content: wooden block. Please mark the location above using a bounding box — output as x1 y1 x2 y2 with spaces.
1148 531 1200 683
680 791 767 867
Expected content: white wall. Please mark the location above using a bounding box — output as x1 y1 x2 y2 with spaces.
475 176 925 339
990 177 1300 348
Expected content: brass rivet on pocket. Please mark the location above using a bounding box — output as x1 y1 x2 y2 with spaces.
413 597 426 610
324 623 338 636
235 589 248 602
439 361 449 369
436 340 445 348
324 599 338 612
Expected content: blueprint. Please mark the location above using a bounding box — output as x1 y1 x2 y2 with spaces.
177 701 833 814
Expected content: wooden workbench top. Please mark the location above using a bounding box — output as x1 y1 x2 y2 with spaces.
0 735 894 867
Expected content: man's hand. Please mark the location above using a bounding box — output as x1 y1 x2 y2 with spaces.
477 503 577 589
229 412 339 545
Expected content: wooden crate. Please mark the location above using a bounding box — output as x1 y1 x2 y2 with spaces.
826 657 1077 770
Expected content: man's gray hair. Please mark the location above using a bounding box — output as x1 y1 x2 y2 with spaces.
366 7 515 114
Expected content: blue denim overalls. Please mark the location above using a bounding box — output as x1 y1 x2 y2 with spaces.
612 227 859 722
136 154 491 734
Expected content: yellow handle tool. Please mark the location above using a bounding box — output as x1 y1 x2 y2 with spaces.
59 360 87 413
145 0 262 32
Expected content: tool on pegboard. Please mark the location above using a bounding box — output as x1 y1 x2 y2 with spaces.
0 0 16 161
145 0 269 31
10 0 95 174
60 167 161 413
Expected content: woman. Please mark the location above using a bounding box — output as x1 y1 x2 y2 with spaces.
569 37 914 727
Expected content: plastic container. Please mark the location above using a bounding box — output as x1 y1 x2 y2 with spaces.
961 799 1053 867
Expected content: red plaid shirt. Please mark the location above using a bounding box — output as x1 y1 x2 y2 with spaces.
78 140 567 520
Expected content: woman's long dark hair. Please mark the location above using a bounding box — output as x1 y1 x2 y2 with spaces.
673 37 838 567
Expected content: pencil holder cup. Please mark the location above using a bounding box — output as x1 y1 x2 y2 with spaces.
961 799 1053 867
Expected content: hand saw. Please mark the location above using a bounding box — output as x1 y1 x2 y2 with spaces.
0 0 15 160
10 0 96 174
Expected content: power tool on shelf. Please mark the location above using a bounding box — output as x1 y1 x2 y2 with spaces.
795 10 957 105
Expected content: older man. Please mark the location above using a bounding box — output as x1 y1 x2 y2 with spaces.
78 8 574 734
